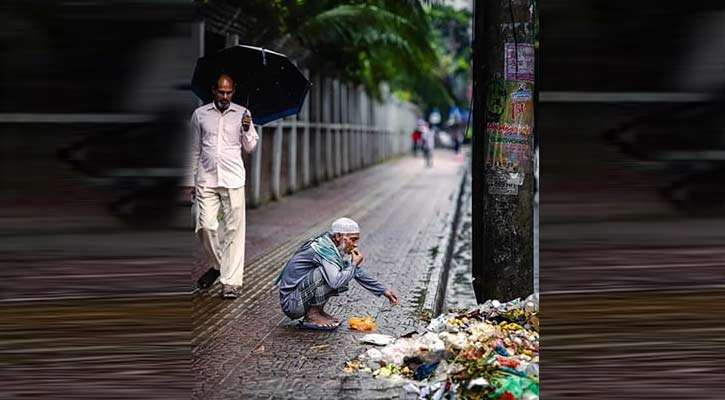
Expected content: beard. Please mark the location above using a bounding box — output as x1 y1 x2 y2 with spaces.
336 241 348 254
214 99 230 111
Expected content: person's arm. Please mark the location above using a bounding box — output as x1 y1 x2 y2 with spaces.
354 267 387 296
241 110 259 153
186 111 201 189
316 255 357 290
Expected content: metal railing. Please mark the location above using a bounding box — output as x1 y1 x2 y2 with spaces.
245 72 418 207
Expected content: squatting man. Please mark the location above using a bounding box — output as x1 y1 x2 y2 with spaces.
276 218 399 330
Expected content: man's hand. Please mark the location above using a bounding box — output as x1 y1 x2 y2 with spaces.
383 289 399 305
184 187 195 201
241 113 252 132
351 248 364 266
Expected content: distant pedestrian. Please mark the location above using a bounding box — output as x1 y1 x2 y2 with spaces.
421 123 435 168
411 128 422 157
276 218 399 330
188 74 259 299
453 130 463 154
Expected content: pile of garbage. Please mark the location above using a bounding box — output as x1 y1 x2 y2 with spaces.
344 294 539 400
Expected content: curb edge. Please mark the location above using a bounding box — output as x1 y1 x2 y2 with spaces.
421 159 469 316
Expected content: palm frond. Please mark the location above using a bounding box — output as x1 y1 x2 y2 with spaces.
297 4 436 64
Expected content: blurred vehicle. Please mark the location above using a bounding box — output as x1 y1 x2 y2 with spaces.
605 10 725 215
1 2 195 228
603 89 725 215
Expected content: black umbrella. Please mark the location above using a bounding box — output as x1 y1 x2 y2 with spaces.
191 45 310 125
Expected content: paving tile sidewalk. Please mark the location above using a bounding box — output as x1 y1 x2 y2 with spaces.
193 150 467 399
192 151 459 282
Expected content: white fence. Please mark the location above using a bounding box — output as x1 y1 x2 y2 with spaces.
246 72 419 207
205 26 419 206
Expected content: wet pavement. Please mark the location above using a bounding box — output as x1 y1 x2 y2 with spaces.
1 148 465 399
192 150 467 399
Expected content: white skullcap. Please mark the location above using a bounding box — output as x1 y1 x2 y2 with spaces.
330 217 360 234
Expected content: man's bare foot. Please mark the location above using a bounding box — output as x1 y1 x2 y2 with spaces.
319 308 340 323
303 307 337 328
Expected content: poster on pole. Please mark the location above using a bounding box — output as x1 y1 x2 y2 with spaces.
485 79 534 195
504 43 535 83
487 80 534 172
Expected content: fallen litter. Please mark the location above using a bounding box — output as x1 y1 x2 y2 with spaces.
360 334 396 346
345 293 540 400
310 344 331 350
348 316 377 331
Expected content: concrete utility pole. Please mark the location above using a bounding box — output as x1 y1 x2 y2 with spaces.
472 0 536 302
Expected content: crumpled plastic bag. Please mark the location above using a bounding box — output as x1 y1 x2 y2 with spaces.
523 293 539 313
403 382 421 395
380 338 419 365
348 316 376 331
417 332 446 352
365 348 383 362
414 362 439 380
439 331 467 350
426 315 448 333
467 377 490 389
468 322 500 343
489 375 538 399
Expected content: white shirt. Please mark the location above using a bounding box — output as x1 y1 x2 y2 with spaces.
422 128 435 150
188 102 259 188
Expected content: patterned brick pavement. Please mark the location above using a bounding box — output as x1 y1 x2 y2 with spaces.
192 150 466 399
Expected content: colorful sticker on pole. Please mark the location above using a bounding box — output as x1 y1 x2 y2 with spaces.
486 79 507 119
505 43 535 83
486 80 533 174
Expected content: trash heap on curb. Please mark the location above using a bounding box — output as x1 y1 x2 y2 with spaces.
344 294 539 400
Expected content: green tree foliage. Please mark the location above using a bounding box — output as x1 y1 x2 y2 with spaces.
202 0 470 111
427 4 471 106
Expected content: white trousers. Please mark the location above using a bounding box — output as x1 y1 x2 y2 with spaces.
195 186 246 287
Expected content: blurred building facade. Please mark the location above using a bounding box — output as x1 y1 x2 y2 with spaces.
0 1 419 228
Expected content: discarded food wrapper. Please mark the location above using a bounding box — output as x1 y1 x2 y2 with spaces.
348 316 376 331
426 315 448 333
403 382 421 394
360 333 395 346
365 348 383 362
467 377 490 389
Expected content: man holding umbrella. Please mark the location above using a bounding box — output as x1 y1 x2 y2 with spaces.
189 45 311 297
190 74 259 298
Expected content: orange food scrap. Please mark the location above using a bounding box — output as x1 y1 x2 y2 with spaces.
348 316 376 331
